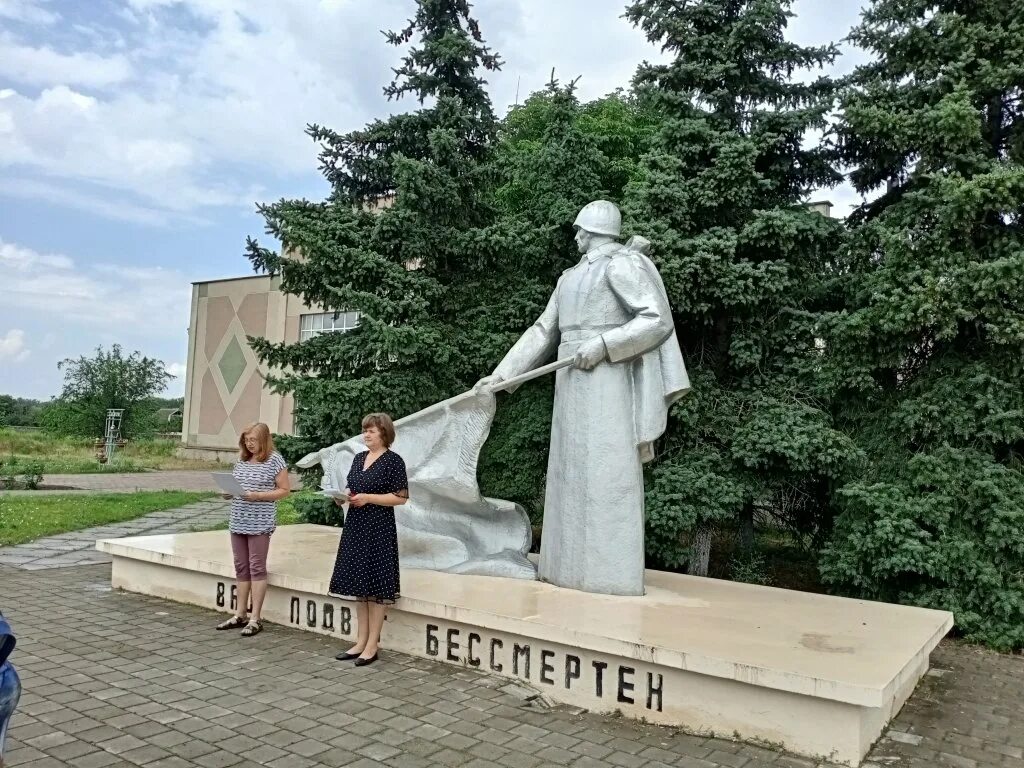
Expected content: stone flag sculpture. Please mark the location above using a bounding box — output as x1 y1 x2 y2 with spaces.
297 381 552 580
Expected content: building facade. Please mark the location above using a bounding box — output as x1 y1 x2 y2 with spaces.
179 273 357 460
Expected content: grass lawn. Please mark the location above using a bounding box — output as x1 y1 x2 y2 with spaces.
0 429 227 475
0 491 214 546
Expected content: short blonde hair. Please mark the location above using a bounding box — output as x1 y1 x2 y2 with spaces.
361 413 396 448
239 423 274 463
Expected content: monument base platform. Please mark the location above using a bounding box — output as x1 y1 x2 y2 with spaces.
97 524 952 766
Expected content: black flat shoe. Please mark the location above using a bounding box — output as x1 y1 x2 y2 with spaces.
335 651 361 661
353 654 378 667
216 615 248 631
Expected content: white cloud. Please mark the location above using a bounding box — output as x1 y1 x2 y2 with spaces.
0 86 209 207
0 0 58 25
0 0 661 224
0 177 185 226
0 0 863 225
0 329 30 362
0 237 73 270
0 237 191 338
0 2 407 220
166 362 187 379
0 39 132 87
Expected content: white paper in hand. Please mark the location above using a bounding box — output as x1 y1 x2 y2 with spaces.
319 487 350 513
212 472 246 497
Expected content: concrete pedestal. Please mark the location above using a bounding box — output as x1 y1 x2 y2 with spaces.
97 524 952 766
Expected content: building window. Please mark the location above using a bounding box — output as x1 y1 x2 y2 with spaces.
290 395 302 437
299 311 360 342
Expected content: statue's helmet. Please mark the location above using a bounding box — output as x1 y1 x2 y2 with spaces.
573 200 621 237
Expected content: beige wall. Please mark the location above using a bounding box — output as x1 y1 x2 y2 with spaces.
181 229 380 459
807 200 834 217
181 275 313 456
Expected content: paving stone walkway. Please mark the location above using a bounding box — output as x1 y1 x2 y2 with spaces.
1 561 1022 768
0 500 229 571
37 471 228 493
1 471 304 496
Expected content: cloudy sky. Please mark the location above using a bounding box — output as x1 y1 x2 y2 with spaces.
0 0 868 400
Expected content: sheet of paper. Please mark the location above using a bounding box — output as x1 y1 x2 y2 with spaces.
212 472 246 497
318 489 350 499
320 489 351 513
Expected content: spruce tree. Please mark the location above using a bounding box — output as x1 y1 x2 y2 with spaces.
245 0 503 455
623 0 859 576
821 0 1024 648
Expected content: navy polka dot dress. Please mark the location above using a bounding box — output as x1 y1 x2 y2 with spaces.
329 450 407 604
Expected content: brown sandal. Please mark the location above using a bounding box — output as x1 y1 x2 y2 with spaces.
216 615 248 631
240 620 263 637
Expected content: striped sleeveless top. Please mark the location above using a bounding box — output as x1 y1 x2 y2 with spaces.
230 452 287 535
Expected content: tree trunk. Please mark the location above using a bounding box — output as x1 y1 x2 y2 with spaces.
986 92 1004 159
738 505 754 554
688 527 712 577
713 315 731 377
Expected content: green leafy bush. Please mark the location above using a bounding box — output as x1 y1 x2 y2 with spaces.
822 448 1024 650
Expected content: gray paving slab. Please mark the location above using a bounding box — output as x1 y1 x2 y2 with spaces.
1 470 300 495
2 563 1022 768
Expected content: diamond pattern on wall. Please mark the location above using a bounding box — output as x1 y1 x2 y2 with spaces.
218 336 248 394
204 296 234 360
230 371 263 435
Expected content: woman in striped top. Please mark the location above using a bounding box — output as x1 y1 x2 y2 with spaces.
215 423 290 637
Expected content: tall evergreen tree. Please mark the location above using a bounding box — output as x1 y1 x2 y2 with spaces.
244 2 661 527
622 0 859 575
245 0 503 455
821 0 1024 649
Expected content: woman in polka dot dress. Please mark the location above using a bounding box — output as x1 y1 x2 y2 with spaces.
329 413 408 666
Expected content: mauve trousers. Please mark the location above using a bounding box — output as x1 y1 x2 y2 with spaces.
230 533 271 581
